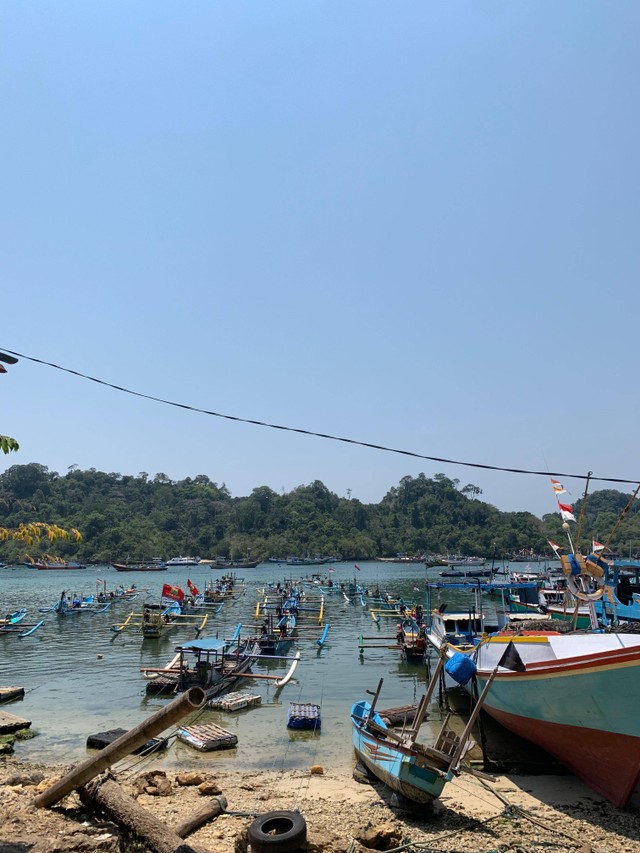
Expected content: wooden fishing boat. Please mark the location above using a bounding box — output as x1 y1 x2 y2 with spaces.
111 601 207 638
398 618 427 662
30 561 86 570
112 560 167 572
39 592 111 616
142 637 261 697
0 609 27 626
143 625 301 698
209 557 261 569
351 662 493 805
425 547 640 807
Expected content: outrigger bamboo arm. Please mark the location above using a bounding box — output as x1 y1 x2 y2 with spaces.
33 687 206 809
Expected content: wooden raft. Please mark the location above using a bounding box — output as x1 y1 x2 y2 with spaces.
0 686 25 704
0 709 31 735
177 723 238 751
207 691 262 712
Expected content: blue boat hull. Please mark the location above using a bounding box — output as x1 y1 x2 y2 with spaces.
351 702 450 804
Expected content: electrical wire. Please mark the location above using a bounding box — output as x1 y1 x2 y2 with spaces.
2 346 639 487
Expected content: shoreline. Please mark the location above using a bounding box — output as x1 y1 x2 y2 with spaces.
1 755 639 852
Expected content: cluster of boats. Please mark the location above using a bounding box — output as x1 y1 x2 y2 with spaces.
352 549 640 810
8 525 640 812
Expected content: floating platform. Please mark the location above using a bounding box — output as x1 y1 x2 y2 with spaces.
0 709 31 735
86 728 167 755
0 686 25 704
177 723 238 751
207 691 262 712
287 703 321 730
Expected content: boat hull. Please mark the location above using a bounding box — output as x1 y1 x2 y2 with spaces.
351 703 449 804
471 639 640 806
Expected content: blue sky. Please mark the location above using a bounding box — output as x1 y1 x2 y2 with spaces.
2 1 639 519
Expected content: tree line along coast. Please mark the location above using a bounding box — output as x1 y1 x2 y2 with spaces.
0 463 638 564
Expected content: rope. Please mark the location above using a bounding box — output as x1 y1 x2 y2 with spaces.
291 675 325 812
4 345 640 487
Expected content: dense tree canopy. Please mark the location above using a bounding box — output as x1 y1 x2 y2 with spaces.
0 464 638 563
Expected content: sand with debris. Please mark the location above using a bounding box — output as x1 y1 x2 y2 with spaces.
1 756 640 853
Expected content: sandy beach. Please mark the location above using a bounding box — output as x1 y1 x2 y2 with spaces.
2 756 640 853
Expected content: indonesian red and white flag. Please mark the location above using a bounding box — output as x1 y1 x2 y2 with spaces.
551 479 567 495
592 540 605 553
547 540 562 556
162 583 185 603
354 564 361 572
328 567 335 573
558 502 576 522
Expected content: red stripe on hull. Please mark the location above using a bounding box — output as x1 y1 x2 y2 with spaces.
487 706 640 806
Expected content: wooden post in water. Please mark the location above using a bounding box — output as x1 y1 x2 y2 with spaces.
33 686 206 809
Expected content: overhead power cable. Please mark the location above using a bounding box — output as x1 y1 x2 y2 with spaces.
2 346 638 487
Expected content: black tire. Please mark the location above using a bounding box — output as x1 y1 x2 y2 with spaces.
248 810 307 853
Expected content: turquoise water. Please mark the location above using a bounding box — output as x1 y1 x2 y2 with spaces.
0 560 516 774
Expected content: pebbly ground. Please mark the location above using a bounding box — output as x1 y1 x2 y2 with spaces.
1 758 640 853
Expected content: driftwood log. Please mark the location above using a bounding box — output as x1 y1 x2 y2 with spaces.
33 686 206 809
173 795 228 838
80 775 214 853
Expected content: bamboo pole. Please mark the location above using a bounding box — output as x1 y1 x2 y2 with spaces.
33 687 206 809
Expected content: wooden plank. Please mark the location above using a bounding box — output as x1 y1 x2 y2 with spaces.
0 686 25 703
0 709 31 734
379 704 419 726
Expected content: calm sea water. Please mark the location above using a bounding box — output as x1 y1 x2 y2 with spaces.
0 559 527 775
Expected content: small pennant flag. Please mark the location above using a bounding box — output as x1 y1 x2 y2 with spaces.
187 579 199 595
328 567 335 573
558 502 576 522
355 564 361 572
547 540 562 556
551 478 567 495
592 540 605 553
413 585 420 592
497 640 526 672
162 583 185 603
96 577 103 583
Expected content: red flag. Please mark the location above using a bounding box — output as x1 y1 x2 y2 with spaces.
558 502 576 522
355 564 361 572
162 583 185 603
187 579 199 595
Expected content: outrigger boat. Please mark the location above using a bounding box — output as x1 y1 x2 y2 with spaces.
0 618 44 638
40 591 112 616
142 627 301 698
111 600 208 639
0 609 27 626
352 656 495 805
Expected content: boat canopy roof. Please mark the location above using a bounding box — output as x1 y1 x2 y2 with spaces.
177 637 227 652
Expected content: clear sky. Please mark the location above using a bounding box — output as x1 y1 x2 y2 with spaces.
2 1 639 519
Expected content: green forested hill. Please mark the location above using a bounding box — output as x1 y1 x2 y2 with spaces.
0 463 638 563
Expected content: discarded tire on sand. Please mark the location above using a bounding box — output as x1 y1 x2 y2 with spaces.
247 810 307 853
